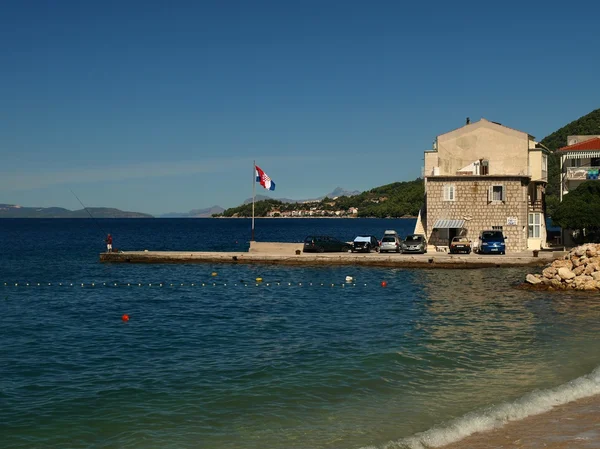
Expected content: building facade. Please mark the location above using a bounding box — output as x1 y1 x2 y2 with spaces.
557 136 600 247
416 118 550 252
558 136 600 201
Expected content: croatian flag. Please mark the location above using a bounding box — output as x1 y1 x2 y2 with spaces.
255 165 276 191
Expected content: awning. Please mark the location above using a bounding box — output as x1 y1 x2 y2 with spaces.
433 219 465 229
560 150 600 159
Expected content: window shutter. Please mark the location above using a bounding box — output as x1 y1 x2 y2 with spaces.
488 186 492 202
501 185 506 202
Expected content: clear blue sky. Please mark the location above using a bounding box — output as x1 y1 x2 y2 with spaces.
1 0 599 216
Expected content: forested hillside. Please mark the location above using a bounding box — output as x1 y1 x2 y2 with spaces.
215 179 424 218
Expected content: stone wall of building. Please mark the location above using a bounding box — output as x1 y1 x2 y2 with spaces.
425 176 529 252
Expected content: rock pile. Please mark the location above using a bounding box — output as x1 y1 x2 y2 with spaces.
525 243 600 291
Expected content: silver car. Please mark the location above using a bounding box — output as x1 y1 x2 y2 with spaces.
380 234 401 253
401 234 427 254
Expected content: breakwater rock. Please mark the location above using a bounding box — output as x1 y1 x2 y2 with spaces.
525 244 600 291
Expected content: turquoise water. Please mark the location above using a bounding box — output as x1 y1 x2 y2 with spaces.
2 219 600 449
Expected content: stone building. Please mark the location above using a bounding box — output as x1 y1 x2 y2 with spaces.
415 118 550 252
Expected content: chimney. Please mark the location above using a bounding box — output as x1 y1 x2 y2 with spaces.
466 117 470 125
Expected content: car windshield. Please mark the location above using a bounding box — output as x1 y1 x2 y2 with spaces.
382 236 396 242
453 237 469 242
354 236 372 243
405 235 423 242
482 231 503 240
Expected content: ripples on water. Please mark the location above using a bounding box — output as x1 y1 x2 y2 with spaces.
1 219 600 449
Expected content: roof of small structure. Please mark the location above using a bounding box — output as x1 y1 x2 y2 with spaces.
557 137 600 152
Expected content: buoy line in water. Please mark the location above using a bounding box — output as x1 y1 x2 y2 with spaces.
1 281 389 288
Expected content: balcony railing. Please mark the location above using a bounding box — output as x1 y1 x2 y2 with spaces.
566 166 600 180
529 199 543 211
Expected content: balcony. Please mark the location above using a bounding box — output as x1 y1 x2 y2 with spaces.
566 167 600 180
529 199 544 212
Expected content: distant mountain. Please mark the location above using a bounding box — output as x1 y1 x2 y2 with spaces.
323 187 361 199
242 187 361 205
160 206 225 218
0 204 152 218
243 195 298 205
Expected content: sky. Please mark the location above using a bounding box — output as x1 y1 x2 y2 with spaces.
1 0 599 216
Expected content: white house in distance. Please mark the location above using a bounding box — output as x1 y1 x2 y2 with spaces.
556 135 600 246
415 118 550 252
557 135 600 201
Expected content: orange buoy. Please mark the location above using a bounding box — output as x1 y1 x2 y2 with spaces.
381 281 387 287
122 314 130 322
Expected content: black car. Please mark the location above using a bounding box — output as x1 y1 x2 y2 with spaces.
401 234 427 254
352 235 380 253
303 236 352 253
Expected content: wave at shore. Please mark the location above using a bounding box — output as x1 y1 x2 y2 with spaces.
363 364 600 449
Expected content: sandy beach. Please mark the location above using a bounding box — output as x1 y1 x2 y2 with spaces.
441 394 600 449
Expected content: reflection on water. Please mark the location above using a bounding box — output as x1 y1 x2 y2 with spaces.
3 251 600 449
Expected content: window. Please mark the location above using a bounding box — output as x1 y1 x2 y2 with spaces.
488 185 506 202
474 160 489 175
528 213 541 238
483 230 504 239
481 160 489 175
570 159 581 168
542 154 548 180
443 184 456 201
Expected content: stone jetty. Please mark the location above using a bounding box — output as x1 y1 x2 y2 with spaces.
100 242 556 269
525 243 600 291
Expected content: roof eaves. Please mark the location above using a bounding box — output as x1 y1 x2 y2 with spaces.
557 137 600 152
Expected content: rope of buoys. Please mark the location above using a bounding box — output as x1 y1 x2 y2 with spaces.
1 281 376 287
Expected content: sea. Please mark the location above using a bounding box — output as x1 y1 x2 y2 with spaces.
1 218 600 449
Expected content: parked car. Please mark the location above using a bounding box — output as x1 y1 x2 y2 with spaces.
401 234 427 254
476 230 506 255
449 236 472 254
352 235 380 253
303 236 352 253
380 233 402 253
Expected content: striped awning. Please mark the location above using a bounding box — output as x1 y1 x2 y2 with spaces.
560 150 600 159
433 219 465 229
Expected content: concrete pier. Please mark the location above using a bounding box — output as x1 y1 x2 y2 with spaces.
99 242 557 269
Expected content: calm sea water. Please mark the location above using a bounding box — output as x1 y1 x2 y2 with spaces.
1 218 600 449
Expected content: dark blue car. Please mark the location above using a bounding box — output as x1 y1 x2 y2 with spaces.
477 230 506 255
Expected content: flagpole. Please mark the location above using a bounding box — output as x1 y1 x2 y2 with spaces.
251 160 255 241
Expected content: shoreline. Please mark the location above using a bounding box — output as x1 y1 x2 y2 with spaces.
439 393 600 449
